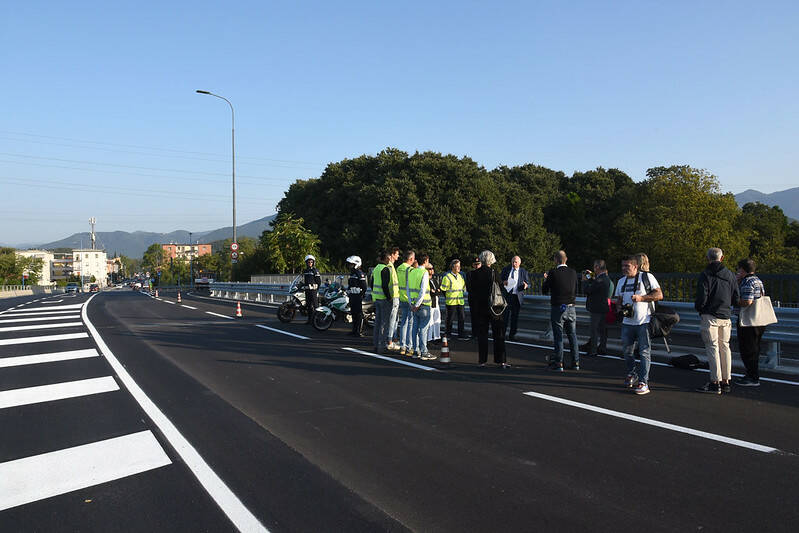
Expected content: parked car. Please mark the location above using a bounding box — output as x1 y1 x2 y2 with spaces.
89 284 100 292
65 282 80 294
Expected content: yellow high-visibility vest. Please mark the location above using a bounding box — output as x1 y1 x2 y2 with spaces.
397 262 411 303
407 267 431 307
387 263 400 298
440 272 465 306
371 264 387 300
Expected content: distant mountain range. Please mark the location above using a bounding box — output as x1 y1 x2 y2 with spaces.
18 215 276 258
735 187 799 220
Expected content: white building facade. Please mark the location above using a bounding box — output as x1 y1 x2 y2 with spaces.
72 249 108 287
15 250 55 285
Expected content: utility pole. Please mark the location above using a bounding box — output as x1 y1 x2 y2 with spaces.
189 232 193 289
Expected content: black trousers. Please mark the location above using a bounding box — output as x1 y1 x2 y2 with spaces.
468 296 478 336
350 295 363 334
478 315 506 364
737 324 765 380
445 305 465 338
503 296 521 337
304 289 318 322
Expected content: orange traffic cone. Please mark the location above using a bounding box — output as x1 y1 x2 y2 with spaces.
154 289 159 297
439 336 451 366
177 291 182 303
235 301 243 317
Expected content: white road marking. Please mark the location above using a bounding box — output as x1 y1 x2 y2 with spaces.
206 311 234 320
163 300 176 305
506 340 799 387
0 309 85 317
0 430 171 511
0 314 81 324
181 305 198 310
0 376 119 410
0 322 83 333
42 299 64 304
522 390 779 454
0 348 99 368
343 347 440 372
81 294 268 532
0 332 89 346
255 324 309 340
3 303 84 313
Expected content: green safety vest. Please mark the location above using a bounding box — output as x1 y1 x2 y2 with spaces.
387 263 400 298
440 272 465 306
407 267 431 307
371 264 387 300
397 262 411 303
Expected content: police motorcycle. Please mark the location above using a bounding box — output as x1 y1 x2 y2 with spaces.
276 275 308 323
311 275 375 331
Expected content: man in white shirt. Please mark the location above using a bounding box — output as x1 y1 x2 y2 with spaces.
614 255 663 395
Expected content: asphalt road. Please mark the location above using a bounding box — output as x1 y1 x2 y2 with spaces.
2 290 798 532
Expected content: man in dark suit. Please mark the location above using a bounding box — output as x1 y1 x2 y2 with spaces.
542 250 579 371
500 255 530 341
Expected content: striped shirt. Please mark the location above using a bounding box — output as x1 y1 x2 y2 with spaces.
739 275 764 302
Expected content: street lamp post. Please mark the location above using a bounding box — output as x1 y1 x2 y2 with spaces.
196 89 236 281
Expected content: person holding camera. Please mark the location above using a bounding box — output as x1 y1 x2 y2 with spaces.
542 250 579 372
614 255 663 395
582 259 614 356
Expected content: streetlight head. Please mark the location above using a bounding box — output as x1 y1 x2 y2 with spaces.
196 90 211 94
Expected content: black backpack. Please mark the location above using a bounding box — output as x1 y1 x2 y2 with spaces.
621 273 680 339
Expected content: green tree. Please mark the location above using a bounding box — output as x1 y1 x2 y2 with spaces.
262 214 327 274
212 237 258 281
616 166 748 272
141 244 164 275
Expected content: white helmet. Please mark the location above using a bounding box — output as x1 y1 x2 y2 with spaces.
304 254 315 263
346 255 362 268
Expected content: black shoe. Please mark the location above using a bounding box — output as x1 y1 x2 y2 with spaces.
697 382 721 394
597 346 608 355
721 382 731 394
499 363 511 369
734 376 760 387
547 362 564 373
508 334 516 341
579 343 590 352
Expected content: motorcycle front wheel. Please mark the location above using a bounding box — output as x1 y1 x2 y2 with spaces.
277 302 296 323
312 310 334 331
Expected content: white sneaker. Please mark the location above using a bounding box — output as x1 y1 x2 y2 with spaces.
634 382 650 395
387 342 400 351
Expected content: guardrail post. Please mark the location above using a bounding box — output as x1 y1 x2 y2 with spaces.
763 341 781 369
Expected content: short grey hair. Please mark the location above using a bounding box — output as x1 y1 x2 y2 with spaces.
707 247 723 261
479 250 496 267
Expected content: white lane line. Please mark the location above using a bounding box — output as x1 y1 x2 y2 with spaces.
206 311 234 320
0 349 99 369
0 314 80 324
0 309 84 317
0 322 83 333
343 347 440 372
507 340 799 387
181 305 198 310
0 332 89 346
0 430 171 511
4 303 84 313
522 390 778 454
255 324 309 340
163 300 176 305
81 294 268 532
0 376 119 409
42 299 64 304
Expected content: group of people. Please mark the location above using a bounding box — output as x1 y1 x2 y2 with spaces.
301 247 773 394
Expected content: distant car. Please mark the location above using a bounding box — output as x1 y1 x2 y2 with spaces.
65 282 80 294
132 282 142 291
89 284 99 292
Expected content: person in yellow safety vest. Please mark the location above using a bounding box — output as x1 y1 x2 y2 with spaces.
370 250 394 354
408 253 435 360
441 259 469 340
395 249 416 355
385 247 401 351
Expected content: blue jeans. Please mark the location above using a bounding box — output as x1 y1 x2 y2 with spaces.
398 300 414 348
621 323 651 384
551 304 578 365
411 305 432 354
373 299 392 350
387 297 399 343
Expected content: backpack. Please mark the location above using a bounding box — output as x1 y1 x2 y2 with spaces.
621 272 680 338
489 270 507 319
670 353 708 370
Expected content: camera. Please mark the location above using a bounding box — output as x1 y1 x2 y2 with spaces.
621 303 634 318
583 269 593 280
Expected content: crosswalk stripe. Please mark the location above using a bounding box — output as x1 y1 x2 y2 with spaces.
0 309 83 317
0 376 119 409
0 315 81 324
0 349 100 369
0 322 83 333
5 304 84 313
0 430 172 511
0 332 89 346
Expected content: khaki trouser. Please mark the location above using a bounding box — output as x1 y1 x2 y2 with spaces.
700 314 732 382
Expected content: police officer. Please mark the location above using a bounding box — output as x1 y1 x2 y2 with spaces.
346 255 367 336
302 254 321 324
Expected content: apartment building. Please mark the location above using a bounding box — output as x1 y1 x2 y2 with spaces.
72 249 108 287
161 243 212 262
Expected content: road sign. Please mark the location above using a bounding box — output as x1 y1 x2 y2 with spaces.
231 251 239 259
230 242 239 251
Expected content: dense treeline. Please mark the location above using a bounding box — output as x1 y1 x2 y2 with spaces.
274 149 799 275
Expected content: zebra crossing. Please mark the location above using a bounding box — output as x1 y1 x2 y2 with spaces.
0 296 173 513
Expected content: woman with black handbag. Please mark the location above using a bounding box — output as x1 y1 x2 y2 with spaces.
469 250 508 367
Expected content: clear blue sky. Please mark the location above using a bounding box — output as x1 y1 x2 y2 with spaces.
2 0 797 246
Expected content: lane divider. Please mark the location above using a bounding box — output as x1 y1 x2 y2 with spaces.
205 311 234 320
343 347 440 372
522 390 779 454
254 324 309 340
